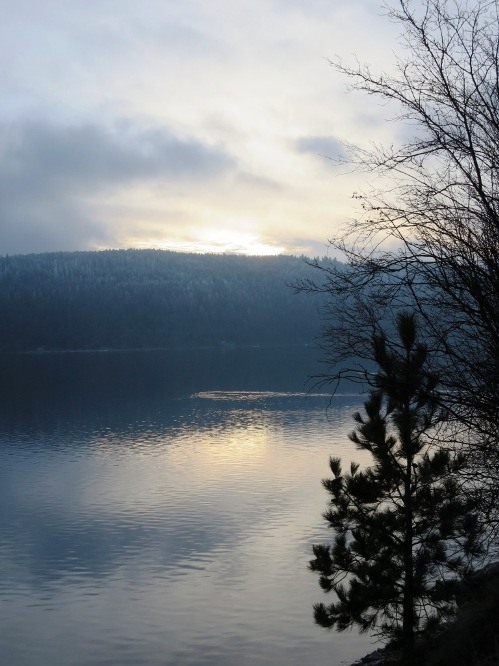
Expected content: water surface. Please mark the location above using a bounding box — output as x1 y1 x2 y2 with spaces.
0 347 375 665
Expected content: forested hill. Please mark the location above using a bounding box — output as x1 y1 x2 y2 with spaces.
0 249 334 352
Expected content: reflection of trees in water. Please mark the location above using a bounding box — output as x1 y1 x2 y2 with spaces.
0 347 355 436
0 345 365 589
0 396 360 591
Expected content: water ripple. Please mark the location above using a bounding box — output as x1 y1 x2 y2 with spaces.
0 350 372 666
192 390 330 401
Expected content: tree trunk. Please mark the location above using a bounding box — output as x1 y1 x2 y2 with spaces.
403 454 414 655
402 383 415 657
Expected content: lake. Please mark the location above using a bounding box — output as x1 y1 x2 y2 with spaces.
0 346 375 665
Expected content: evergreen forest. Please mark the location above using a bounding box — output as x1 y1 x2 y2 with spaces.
0 249 331 352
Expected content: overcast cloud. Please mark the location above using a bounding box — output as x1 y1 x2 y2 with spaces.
0 0 402 256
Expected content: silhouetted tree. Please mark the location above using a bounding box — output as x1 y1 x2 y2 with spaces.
299 0 499 524
310 314 485 658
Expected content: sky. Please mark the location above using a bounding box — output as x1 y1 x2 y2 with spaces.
0 0 404 257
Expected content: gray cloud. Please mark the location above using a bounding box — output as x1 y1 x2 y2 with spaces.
236 171 282 191
0 121 235 254
1 121 233 189
294 135 345 160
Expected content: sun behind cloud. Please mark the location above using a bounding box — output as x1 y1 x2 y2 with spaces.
127 229 285 256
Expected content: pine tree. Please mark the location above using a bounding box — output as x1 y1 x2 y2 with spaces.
310 313 485 657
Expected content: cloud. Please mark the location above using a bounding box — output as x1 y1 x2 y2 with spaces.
294 135 345 160
235 171 282 191
283 236 340 258
0 120 235 254
0 0 405 257
1 121 233 189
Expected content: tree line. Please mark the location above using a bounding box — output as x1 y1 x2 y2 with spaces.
0 249 331 352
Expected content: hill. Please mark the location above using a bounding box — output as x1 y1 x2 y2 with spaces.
0 249 332 352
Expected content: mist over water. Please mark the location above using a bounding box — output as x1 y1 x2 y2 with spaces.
0 347 374 665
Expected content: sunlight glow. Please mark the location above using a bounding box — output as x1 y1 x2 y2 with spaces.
129 230 285 256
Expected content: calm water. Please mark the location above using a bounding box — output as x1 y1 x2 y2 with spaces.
0 347 375 665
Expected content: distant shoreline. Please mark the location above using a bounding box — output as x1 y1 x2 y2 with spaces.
16 341 315 356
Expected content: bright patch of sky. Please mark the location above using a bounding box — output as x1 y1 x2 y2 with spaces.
0 0 403 257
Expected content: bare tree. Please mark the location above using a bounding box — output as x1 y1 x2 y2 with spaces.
301 0 499 506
